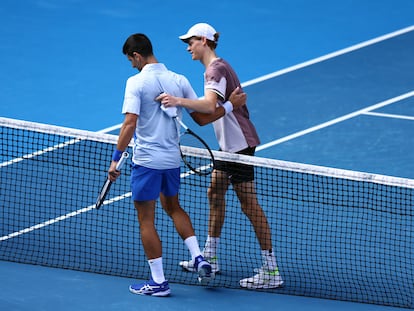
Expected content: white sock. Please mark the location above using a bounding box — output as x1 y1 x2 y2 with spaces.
148 257 165 284
184 236 202 261
261 249 277 271
203 236 219 258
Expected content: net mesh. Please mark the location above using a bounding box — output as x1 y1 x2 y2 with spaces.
1 117 414 308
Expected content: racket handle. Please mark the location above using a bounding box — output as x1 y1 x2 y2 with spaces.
116 152 129 170
176 117 188 131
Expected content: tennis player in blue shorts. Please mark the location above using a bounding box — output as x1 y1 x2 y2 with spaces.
158 23 284 289
107 33 213 297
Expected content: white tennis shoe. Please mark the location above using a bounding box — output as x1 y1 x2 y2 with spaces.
239 267 284 289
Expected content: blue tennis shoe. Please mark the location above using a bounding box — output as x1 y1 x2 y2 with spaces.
194 255 214 285
129 279 171 297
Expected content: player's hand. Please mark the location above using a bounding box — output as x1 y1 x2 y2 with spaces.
229 87 247 110
155 93 180 108
108 161 121 182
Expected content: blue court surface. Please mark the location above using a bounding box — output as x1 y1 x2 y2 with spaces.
1 0 414 310
0 260 405 311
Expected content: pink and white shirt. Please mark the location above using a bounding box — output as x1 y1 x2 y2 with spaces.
204 58 260 153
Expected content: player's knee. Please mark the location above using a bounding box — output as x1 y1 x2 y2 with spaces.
163 203 181 217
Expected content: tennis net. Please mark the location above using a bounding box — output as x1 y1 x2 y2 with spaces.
1 116 414 308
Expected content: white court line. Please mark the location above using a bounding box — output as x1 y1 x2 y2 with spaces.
257 90 414 151
0 169 195 241
0 192 132 242
0 138 80 168
3 26 414 242
241 25 414 87
97 123 122 133
362 111 414 121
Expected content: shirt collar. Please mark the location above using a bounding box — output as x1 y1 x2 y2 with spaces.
141 63 167 72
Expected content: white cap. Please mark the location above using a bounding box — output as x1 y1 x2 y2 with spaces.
179 23 217 42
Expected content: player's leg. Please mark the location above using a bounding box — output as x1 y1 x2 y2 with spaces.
204 169 229 270
160 168 213 284
160 192 195 239
178 168 228 274
234 181 272 250
128 166 170 296
136 199 162 259
233 181 284 289
207 169 230 238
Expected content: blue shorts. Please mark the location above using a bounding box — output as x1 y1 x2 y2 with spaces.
130 165 180 201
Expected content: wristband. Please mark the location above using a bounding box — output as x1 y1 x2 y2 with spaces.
223 101 233 115
112 149 123 161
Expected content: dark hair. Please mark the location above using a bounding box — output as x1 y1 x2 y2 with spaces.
207 32 219 50
122 33 153 57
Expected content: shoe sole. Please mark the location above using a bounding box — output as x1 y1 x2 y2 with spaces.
198 265 215 285
198 275 214 285
239 280 284 289
179 261 220 274
129 287 171 297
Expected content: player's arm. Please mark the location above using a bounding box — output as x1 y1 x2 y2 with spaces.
156 90 217 114
191 87 247 126
108 112 137 181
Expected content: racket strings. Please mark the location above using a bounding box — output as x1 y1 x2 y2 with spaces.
180 132 214 175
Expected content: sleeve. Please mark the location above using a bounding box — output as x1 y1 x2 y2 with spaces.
180 75 198 114
181 75 198 100
121 77 141 115
204 65 227 101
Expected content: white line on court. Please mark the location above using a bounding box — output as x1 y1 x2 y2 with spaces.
0 169 195 241
0 138 81 168
256 90 414 151
241 25 414 87
97 123 122 133
362 111 414 121
0 192 132 242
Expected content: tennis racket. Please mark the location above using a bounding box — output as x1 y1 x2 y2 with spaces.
174 114 215 176
160 104 214 175
95 151 129 209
